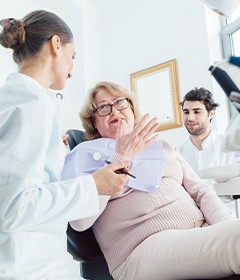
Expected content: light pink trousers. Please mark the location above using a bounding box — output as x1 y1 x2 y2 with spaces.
112 219 240 280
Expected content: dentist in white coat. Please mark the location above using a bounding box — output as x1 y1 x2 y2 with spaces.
0 10 159 279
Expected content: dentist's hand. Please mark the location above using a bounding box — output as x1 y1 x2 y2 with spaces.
115 114 159 160
92 161 129 195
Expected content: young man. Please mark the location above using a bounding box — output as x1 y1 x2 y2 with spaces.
179 87 234 173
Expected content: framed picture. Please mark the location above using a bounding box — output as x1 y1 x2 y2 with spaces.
130 59 182 131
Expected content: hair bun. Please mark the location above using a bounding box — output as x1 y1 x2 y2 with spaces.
0 18 25 50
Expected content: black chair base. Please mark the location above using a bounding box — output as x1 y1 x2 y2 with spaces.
67 223 113 279
193 276 240 280
80 259 113 280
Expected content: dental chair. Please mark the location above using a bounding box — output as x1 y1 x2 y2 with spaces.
66 129 113 280
65 129 240 280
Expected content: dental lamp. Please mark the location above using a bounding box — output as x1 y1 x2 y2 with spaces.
199 0 240 218
201 0 240 18
209 60 240 113
209 59 240 151
200 60 240 218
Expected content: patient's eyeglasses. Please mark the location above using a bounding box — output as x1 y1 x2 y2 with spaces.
94 98 130 117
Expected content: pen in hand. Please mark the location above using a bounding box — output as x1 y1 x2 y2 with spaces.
105 160 136 179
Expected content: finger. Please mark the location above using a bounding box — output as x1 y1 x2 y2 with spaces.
62 134 69 145
145 133 159 146
138 117 158 137
131 114 150 135
62 134 69 139
110 160 129 171
142 122 159 140
116 119 124 139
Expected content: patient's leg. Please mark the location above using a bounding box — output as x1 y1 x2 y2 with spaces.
112 219 240 280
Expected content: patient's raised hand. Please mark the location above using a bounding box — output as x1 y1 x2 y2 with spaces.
115 114 159 160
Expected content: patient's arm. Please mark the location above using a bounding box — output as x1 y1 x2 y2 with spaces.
70 195 110 231
177 150 234 224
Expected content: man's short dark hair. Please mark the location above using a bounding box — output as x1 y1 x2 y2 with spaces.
180 87 219 112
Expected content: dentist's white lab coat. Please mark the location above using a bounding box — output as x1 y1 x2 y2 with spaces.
0 73 99 279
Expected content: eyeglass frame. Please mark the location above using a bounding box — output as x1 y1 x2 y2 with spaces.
93 98 131 117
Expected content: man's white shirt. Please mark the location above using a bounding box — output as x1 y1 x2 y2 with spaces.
179 129 235 173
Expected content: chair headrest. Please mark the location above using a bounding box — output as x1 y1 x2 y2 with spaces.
65 129 85 150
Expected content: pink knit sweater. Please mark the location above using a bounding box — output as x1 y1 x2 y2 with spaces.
70 140 233 274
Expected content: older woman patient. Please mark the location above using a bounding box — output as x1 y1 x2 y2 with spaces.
61 81 240 280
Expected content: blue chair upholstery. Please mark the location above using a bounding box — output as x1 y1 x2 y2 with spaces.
65 129 240 280
66 129 85 151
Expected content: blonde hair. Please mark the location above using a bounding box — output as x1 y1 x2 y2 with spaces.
80 81 141 140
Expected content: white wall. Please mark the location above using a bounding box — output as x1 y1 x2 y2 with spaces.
0 0 93 131
0 0 228 146
0 1 43 86
93 0 228 147
0 0 91 102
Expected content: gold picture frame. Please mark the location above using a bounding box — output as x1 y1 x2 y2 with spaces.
130 59 182 131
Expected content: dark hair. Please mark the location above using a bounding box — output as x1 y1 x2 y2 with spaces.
0 10 73 64
180 87 219 112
